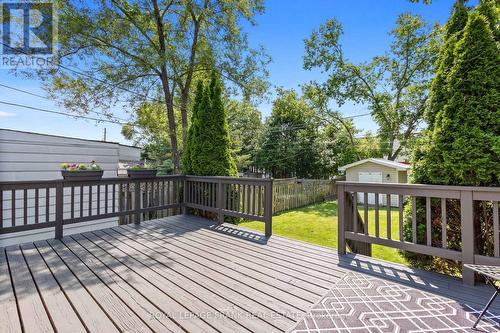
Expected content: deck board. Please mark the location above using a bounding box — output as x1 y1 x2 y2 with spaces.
59 237 183 333
0 248 22 333
5 245 54 333
20 243 85 333
121 223 322 302
132 221 330 297
35 240 120 333
149 218 343 286
174 215 500 310
70 233 213 333
1 214 499 333
167 216 345 278
91 229 252 333
47 238 153 333
106 227 302 329
98 228 287 332
82 231 224 332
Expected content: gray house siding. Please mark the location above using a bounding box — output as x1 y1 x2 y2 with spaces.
0 129 141 246
0 129 140 181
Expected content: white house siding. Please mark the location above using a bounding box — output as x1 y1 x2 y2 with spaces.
345 161 406 207
0 129 141 246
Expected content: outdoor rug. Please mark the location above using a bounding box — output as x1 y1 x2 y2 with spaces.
290 273 500 333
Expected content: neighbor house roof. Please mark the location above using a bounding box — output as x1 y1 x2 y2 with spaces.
338 158 411 172
0 128 141 149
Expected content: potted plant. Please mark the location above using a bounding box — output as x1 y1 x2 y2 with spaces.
127 163 157 178
61 161 103 180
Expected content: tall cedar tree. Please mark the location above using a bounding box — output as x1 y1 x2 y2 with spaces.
403 8 500 273
182 81 204 174
424 0 469 130
477 0 500 42
188 73 237 176
421 12 499 186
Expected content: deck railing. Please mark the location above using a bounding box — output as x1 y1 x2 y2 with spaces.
337 181 500 284
0 176 183 238
184 176 273 236
0 175 273 239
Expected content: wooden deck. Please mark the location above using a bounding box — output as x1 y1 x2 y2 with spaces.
1 215 499 333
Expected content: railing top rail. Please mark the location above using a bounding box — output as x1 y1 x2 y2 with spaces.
273 177 297 183
185 175 272 184
338 181 500 193
0 175 183 187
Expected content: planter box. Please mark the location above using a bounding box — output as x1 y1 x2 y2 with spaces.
61 170 104 181
127 169 157 179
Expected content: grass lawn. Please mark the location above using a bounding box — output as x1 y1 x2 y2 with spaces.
239 201 407 265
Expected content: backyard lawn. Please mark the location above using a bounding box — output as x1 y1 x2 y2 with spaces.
240 201 407 265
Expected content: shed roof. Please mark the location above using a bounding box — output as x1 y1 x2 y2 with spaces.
338 158 411 172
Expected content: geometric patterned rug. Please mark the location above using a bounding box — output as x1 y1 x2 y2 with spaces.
289 273 500 333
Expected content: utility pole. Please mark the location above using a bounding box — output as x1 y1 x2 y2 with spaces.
103 128 107 141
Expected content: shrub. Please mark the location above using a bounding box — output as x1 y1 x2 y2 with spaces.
402 4 500 274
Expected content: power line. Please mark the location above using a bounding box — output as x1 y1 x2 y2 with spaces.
0 83 130 123
2 42 373 120
1 42 176 108
256 148 311 165
0 83 47 99
343 112 371 119
0 80 370 134
261 112 372 134
0 100 128 125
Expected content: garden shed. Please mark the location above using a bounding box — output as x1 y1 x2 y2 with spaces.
339 158 410 206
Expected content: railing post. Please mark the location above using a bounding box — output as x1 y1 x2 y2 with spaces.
55 182 63 240
264 179 273 237
337 183 346 255
461 189 475 285
181 177 187 214
217 179 224 224
134 180 141 224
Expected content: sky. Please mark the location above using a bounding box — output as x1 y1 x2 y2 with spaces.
0 0 460 145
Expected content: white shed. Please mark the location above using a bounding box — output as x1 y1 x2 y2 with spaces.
339 158 411 206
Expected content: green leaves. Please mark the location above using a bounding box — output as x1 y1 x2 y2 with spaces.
225 100 263 171
417 11 500 186
303 13 438 161
183 73 237 176
404 2 499 274
425 0 469 127
303 18 343 72
31 0 269 172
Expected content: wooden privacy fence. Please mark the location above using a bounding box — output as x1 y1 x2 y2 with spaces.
273 178 336 214
337 181 500 285
0 175 274 240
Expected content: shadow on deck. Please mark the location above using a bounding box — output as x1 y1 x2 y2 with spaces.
1 214 499 332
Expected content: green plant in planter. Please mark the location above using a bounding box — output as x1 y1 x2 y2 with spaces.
128 163 156 170
61 161 102 171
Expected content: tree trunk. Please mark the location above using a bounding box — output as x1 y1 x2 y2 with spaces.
179 18 201 151
152 0 180 173
180 91 189 150
160 75 180 173
387 135 396 160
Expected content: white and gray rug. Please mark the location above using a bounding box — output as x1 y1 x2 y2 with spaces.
290 273 500 333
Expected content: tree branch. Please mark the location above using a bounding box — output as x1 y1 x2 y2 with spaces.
111 0 159 51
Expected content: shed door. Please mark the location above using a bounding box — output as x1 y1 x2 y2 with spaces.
358 172 382 205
